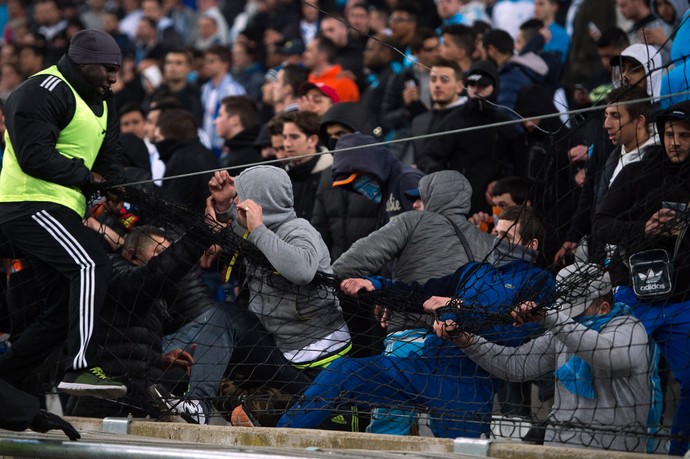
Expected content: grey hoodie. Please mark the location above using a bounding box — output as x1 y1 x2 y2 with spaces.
333 170 494 283
463 312 653 452
233 166 350 361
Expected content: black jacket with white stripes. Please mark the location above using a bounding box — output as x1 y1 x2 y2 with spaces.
0 55 123 223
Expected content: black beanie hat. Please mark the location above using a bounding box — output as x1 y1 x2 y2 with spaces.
68 29 122 66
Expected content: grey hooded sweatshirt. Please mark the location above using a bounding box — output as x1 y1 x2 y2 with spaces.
332 170 494 283
233 166 350 363
463 312 653 452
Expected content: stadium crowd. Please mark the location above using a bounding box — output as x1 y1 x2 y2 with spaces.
0 0 690 455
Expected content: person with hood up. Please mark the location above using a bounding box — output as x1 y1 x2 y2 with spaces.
610 43 663 102
332 170 495 434
594 101 690 456
277 205 555 438
312 102 379 261
654 0 690 29
196 167 351 402
660 9 690 109
452 263 656 452
416 60 518 215
331 132 424 228
333 170 493 284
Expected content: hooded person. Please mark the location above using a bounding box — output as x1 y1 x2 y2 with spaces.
457 262 657 452
312 103 380 262
333 170 494 284
208 166 352 382
416 60 519 214
331 132 424 227
660 9 690 109
610 43 663 101
330 170 494 435
318 102 376 149
653 0 690 29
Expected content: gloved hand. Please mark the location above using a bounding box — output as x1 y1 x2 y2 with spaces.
30 409 81 441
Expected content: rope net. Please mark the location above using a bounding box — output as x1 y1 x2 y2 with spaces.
1 15 690 455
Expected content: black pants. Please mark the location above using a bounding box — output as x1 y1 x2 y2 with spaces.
0 206 111 384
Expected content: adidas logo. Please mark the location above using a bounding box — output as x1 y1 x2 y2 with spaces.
330 415 347 425
638 268 663 283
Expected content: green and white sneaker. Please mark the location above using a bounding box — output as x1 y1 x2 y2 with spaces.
57 367 127 399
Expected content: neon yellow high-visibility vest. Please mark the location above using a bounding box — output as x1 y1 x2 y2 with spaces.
0 65 107 217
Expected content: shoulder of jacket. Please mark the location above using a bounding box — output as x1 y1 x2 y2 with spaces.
32 73 68 94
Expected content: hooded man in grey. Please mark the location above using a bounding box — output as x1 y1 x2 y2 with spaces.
333 170 493 284
155 166 351 423
232 165 351 363
446 263 657 452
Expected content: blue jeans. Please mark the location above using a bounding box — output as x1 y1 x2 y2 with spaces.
163 306 233 413
277 353 493 438
615 286 690 456
163 303 316 415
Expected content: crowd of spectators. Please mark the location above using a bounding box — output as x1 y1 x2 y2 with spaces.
1 0 690 455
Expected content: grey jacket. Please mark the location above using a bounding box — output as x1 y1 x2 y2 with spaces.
463 312 653 452
332 170 494 282
234 166 350 360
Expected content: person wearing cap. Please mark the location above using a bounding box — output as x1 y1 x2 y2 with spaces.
0 29 127 397
276 38 307 66
331 132 424 227
594 101 690 456
311 103 379 263
446 263 655 452
416 60 518 215
298 81 339 117
278 205 555 438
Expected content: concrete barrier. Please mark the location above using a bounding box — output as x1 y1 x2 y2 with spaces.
66 417 668 459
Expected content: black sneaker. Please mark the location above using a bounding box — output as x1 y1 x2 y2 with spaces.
57 367 127 399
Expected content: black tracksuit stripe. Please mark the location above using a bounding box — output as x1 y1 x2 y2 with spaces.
32 210 96 369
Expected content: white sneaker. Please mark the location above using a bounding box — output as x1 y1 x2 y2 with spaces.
149 384 206 425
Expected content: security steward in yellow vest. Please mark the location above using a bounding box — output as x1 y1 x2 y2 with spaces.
0 29 127 398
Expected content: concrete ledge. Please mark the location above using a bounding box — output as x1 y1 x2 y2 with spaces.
66 417 667 459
